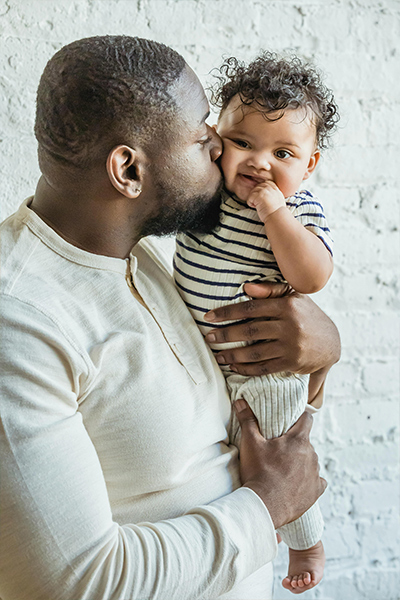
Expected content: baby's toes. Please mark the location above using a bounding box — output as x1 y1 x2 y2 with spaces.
296 574 306 589
290 575 299 588
282 576 293 591
301 572 312 586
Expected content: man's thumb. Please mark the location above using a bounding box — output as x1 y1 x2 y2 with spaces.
243 281 291 299
234 399 261 436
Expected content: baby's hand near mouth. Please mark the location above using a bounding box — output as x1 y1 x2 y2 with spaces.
247 181 287 223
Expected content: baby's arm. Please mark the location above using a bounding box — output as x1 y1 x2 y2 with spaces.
247 182 333 294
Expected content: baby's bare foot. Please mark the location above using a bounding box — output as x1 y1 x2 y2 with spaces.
282 540 325 594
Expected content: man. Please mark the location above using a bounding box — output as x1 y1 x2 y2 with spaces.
0 36 339 600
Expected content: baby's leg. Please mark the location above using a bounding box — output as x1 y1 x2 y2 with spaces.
227 372 325 593
226 371 309 445
283 540 325 594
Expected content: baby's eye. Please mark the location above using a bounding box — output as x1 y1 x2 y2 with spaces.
275 149 291 159
233 139 250 149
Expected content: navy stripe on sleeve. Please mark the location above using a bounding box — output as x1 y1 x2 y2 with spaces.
173 261 243 288
211 231 273 255
175 279 248 302
287 200 324 211
174 248 268 278
219 222 267 239
183 233 277 267
294 212 327 220
220 208 261 226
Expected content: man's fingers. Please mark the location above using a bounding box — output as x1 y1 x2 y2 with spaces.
205 320 282 346
233 399 262 438
229 357 287 377
214 340 282 367
244 282 292 299
287 411 314 438
204 296 285 324
204 286 296 324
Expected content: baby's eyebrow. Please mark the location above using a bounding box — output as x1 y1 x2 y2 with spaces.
275 141 300 148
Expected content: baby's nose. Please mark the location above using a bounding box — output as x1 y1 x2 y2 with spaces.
249 152 271 170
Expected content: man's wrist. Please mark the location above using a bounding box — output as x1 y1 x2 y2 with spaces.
243 482 285 529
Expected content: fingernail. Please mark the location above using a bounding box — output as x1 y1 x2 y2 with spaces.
234 399 246 413
206 332 216 342
216 354 226 364
230 365 238 372
204 311 216 322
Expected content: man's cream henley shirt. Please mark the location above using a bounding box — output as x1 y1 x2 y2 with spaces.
0 200 278 600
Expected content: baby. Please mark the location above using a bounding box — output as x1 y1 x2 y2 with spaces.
174 52 339 593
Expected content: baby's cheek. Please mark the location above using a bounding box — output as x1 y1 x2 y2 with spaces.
219 152 231 178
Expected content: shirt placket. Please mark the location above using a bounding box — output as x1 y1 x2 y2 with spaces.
128 255 206 385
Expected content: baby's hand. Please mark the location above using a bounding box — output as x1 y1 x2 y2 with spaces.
247 181 286 223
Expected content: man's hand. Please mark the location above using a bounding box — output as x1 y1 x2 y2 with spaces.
234 399 327 529
204 282 340 377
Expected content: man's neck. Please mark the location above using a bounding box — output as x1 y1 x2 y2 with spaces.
31 176 141 259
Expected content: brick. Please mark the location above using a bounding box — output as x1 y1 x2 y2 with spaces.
328 443 400 481
333 226 399 268
0 137 40 221
351 480 400 516
317 144 397 188
332 97 369 147
362 359 400 396
358 517 400 562
356 568 400 600
324 359 362 395
322 399 399 445
318 272 399 314
323 521 361 560
333 312 400 356
321 568 400 600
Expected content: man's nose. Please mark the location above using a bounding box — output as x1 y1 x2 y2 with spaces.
209 128 223 162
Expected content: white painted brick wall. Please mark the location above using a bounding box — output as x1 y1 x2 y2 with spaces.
0 1 399 598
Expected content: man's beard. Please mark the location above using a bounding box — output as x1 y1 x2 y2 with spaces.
139 176 224 239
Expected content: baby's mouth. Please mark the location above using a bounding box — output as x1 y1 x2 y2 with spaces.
240 173 266 184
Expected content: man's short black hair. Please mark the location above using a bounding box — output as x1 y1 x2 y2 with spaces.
35 35 186 169
211 52 339 150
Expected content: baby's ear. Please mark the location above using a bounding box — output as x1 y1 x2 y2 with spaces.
303 150 320 181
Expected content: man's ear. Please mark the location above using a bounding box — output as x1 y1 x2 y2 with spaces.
302 150 321 182
106 145 145 198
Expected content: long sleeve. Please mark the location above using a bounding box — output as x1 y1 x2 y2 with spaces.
0 295 277 600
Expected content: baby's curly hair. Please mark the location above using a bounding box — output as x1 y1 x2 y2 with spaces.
211 52 339 150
